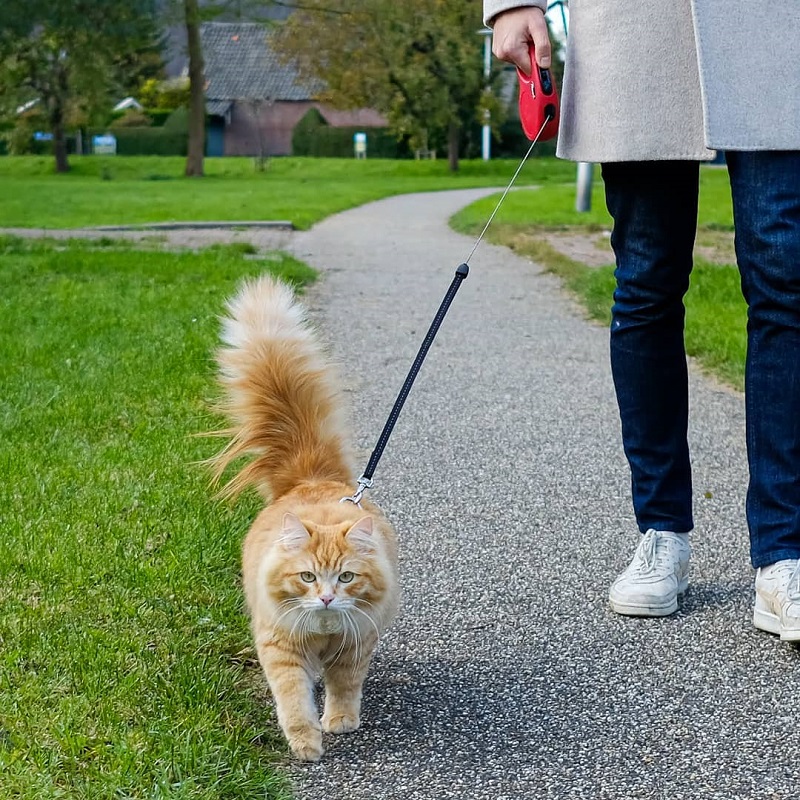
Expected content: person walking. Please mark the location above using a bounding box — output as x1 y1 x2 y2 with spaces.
484 0 800 640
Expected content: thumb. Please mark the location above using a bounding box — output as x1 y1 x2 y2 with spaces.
491 8 552 75
528 14 552 69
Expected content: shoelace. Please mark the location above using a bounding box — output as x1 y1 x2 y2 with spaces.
765 559 800 601
634 529 686 574
636 529 659 572
787 561 800 602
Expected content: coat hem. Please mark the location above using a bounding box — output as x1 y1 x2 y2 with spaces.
555 149 717 163
707 144 800 152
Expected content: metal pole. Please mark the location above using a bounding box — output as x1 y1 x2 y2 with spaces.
481 28 492 161
545 1 593 212
575 161 593 212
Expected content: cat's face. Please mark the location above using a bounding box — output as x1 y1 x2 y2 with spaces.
267 512 389 635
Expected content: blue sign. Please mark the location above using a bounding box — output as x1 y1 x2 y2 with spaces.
92 134 117 155
353 131 367 157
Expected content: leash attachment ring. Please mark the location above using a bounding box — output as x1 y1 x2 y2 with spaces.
340 475 373 508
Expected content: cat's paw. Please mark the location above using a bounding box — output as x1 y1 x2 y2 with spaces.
321 711 360 735
288 728 324 762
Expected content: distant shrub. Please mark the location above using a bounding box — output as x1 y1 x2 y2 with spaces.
492 116 557 159
162 107 190 136
292 108 411 159
115 128 187 156
110 110 153 129
291 108 326 155
87 127 187 156
144 110 173 127
2 121 35 155
138 77 191 110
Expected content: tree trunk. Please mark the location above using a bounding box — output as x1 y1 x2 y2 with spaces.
52 120 69 173
50 66 70 173
184 0 205 177
447 121 460 173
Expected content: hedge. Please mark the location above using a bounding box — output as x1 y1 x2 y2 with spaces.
106 108 174 127
87 127 187 156
292 108 411 159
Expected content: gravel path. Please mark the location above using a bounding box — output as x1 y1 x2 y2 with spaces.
283 189 799 799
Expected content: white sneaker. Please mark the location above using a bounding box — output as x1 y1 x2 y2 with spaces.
608 529 691 617
753 560 800 642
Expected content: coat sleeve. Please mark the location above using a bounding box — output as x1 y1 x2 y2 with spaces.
483 0 548 27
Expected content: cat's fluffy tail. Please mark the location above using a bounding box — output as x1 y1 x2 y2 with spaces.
210 276 352 500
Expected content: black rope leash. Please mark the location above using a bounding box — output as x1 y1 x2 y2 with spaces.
341 263 469 506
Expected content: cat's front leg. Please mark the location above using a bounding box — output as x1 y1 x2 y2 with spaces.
321 645 374 735
258 640 323 761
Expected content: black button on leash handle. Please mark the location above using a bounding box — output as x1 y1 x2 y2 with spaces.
360 263 469 484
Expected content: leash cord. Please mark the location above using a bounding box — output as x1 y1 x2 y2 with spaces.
365 263 468 476
464 134 539 266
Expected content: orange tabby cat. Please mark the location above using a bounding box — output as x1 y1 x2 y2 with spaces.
209 275 399 762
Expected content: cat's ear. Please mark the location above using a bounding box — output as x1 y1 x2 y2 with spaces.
281 513 311 551
346 516 374 553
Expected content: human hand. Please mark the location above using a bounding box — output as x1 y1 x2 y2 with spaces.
492 6 552 75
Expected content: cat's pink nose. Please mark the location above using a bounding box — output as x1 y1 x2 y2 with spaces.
320 595 334 607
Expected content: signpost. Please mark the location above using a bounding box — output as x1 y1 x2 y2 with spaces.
92 134 117 155
353 132 367 159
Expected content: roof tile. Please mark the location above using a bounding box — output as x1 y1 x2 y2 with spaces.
201 22 321 102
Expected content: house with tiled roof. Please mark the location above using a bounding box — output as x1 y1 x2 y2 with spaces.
200 22 387 156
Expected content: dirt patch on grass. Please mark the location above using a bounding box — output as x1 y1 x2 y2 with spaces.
539 227 735 268
541 229 614 267
695 229 737 265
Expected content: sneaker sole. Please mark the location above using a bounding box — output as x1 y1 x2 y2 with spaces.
753 606 781 636
608 578 687 618
753 601 800 641
609 596 679 617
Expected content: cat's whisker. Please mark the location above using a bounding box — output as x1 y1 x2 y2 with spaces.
274 598 299 616
288 608 311 644
350 603 381 640
295 612 309 642
330 615 353 664
346 610 367 667
347 613 368 679
273 602 302 632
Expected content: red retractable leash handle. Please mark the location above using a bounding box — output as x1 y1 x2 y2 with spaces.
516 43 560 141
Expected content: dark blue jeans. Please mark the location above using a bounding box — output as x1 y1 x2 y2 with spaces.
602 153 800 568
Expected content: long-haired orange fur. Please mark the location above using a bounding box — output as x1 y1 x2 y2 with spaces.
209 276 398 762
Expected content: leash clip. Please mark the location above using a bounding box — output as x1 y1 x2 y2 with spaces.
340 475 373 507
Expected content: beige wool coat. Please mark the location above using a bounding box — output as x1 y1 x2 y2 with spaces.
484 0 800 162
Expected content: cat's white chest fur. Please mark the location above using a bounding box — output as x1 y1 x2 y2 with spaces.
310 611 344 634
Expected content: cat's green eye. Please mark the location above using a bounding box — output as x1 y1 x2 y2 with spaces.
338 571 355 583
300 571 316 583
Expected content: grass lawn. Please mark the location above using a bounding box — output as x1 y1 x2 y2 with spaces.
451 163 748 390
0 155 576 230
0 236 315 799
